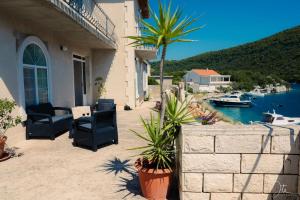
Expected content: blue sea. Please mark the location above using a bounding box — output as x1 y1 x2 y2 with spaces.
211 84 300 124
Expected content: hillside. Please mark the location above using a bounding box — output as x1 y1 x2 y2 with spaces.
151 25 300 88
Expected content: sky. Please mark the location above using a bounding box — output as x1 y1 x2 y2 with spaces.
148 0 300 60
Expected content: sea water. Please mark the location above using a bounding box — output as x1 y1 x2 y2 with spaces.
211 84 300 124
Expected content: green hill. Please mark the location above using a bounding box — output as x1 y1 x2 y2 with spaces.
151 25 300 90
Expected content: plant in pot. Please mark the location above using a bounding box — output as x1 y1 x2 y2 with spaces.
94 76 106 99
130 95 194 199
0 99 21 159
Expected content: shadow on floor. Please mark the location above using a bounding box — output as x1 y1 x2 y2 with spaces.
99 157 142 199
100 157 179 199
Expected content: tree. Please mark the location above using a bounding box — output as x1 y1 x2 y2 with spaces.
128 1 202 127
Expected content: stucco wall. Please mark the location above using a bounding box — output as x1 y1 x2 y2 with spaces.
178 124 300 200
0 13 94 114
94 0 143 108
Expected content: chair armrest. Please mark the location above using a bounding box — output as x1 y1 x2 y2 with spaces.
53 107 72 114
27 113 53 124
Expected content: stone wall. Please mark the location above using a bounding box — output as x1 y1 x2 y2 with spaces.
177 124 300 200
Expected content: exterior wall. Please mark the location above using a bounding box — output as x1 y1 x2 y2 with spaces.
0 14 93 117
95 0 148 108
190 83 230 93
153 77 173 90
178 124 300 200
1 0 151 116
185 71 231 87
185 71 201 84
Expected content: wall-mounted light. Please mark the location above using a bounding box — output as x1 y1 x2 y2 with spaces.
60 45 68 51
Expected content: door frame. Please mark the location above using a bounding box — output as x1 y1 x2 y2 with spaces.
73 54 87 106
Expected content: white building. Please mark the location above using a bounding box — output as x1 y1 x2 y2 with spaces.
0 0 157 118
184 69 231 92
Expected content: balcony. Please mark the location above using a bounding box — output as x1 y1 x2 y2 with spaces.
0 0 116 49
135 45 157 60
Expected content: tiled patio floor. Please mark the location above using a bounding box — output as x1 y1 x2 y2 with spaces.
0 101 171 200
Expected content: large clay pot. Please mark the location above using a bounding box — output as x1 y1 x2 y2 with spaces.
135 159 173 200
0 136 7 158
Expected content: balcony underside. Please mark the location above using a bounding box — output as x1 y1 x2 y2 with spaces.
0 0 116 49
135 47 157 60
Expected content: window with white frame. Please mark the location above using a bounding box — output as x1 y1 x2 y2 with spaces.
23 43 49 106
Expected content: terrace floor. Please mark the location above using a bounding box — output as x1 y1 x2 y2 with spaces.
0 101 177 200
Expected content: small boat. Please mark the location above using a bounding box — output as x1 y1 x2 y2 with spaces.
210 95 252 107
262 110 300 125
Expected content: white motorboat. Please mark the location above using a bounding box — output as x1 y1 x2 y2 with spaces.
210 94 252 107
262 110 300 125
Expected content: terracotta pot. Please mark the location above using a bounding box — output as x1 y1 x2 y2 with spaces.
0 136 7 158
135 159 173 200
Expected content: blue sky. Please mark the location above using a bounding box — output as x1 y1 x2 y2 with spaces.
148 0 300 60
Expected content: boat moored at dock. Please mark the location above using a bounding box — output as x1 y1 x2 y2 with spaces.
210 94 252 107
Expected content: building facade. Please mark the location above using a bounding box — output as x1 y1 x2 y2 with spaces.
184 69 231 92
0 0 156 119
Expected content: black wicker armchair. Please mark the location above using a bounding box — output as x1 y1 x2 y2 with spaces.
96 99 115 111
26 103 72 140
73 109 118 152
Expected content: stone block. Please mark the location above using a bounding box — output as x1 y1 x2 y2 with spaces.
204 173 233 192
211 193 241 200
182 154 240 173
183 173 203 192
234 174 263 192
181 192 210 200
241 154 283 173
242 194 272 200
216 135 262 153
184 135 214 153
284 155 299 174
264 174 298 193
271 135 300 154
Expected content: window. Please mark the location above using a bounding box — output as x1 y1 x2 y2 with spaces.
23 43 48 106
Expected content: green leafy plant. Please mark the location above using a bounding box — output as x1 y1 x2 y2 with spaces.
130 95 194 170
165 95 195 136
94 76 106 99
129 114 174 169
127 0 202 122
0 99 22 137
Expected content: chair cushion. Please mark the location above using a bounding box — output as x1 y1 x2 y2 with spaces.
38 114 72 123
77 122 114 132
78 123 92 131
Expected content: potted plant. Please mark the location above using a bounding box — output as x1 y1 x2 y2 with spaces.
130 95 194 199
0 99 21 159
94 76 106 99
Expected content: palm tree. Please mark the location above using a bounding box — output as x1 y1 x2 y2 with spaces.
128 1 202 126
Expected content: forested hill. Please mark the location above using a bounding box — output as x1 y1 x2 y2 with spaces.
151 25 300 87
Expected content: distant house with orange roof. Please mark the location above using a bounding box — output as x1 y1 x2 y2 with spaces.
184 68 231 92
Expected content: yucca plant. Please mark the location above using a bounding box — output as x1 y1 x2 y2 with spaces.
127 1 202 124
165 94 195 138
129 114 174 169
130 95 194 169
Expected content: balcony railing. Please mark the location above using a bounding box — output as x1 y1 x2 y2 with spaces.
62 0 115 42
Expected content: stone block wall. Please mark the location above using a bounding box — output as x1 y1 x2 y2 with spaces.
177 124 300 200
